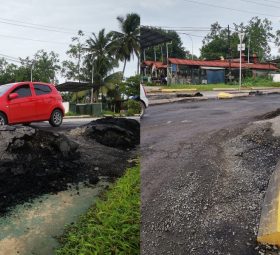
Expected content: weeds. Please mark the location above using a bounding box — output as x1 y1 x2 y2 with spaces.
56 164 140 255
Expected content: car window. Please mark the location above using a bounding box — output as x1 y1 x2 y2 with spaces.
34 84 52 95
0 83 16 96
12 84 32 98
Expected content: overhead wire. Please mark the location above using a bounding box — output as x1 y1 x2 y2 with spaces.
0 33 68 45
184 0 280 18
240 0 280 8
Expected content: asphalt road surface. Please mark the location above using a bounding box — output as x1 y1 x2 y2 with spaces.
141 94 280 255
29 117 98 131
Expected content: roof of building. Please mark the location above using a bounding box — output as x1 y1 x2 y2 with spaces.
140 26 172 50
142 60 167 69
168 58 278 71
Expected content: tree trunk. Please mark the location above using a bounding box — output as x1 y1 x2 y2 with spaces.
122 59 127 79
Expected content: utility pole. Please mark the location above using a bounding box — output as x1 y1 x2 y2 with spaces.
227 25 232 83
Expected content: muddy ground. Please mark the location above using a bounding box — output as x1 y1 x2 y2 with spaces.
0 117 139 215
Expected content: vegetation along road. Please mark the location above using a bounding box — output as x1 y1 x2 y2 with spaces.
141 94 280 255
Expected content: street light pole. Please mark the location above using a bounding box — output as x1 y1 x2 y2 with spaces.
166 42 172 85
238 32 245 91
182 33 194 60
31 61 35 82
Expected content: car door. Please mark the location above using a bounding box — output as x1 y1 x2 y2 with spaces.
32 83 53 120
8 83 36 123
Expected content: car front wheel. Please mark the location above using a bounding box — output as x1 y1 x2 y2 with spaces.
0 113 7 125
49 109 63 127
140 101 146 118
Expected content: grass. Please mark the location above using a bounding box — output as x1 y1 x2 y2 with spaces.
145 77 280 91
56 164 140 255
65 111 79 116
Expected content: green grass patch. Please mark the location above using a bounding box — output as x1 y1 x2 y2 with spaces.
160 82 280 91
65 111 79 116
56 164 140 255
162 83 239 91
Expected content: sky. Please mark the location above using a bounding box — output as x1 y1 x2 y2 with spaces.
1 0 280 83
139 0 280 58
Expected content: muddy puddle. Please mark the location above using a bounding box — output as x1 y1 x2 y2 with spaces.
0 179 109 255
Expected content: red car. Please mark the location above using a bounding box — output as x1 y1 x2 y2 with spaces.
0 82 64 127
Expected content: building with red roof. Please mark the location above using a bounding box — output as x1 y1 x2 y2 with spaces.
141 54 278 85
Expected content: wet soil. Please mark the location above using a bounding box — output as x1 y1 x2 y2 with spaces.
0 118 139 215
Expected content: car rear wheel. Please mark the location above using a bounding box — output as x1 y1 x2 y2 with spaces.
140 101 146 118
0 113 7 125
49 109 63 127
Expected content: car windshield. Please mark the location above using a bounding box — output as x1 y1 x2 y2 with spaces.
0 83 15 96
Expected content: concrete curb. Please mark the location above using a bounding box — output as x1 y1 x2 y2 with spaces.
148 91 280 106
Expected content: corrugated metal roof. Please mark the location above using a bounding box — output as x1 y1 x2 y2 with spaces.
168 58 278 71
142 60 167 69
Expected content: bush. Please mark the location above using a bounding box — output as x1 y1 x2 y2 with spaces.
123 100 141 115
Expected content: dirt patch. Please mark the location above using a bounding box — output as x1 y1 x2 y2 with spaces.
0 118 139 215
256 108 280 120
141 120 280 255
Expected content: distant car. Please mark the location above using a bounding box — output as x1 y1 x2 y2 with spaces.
0 82 64 127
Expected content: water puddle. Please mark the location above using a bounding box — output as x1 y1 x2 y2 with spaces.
0 179 109 255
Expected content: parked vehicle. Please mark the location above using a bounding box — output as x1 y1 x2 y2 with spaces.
0 82 64 127
140 84 149 117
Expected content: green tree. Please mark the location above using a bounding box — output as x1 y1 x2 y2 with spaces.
62 30 86 81
85 29 118 98
201 18 274 61
19 50 60 83
112 13 140 76
0 58 18 84
235 17 274 61
201 22 239 60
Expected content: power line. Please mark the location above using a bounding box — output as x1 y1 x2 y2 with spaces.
184 0 280 18
0 20 73 34
0 17 77 33
240 0 280 9
0 33 68 45
178 32 205 38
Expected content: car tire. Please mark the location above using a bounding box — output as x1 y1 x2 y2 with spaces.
49 109 63 127
0 112 7 125
140 101 146 118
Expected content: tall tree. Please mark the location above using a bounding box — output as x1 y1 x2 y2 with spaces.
112 13 140 76
235 17 274 61
201 18 274 61
19 50 60 83
201 22 239 60
85 29 118 94
61 30 85 81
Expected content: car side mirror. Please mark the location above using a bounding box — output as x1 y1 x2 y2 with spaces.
9 93 18 100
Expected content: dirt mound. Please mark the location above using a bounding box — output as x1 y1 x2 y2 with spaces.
0 126 86 213
0 118 139 214
257 108 280 120
83 117 140 149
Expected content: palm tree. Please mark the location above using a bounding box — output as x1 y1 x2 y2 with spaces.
112 13 140 77
85 29 118 100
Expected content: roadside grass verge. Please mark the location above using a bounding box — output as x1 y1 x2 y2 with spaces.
151 78 280 91
56 164 140 255
159 83 280 91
